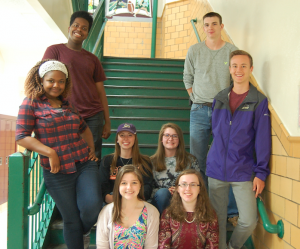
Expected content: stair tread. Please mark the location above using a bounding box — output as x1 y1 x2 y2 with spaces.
102 62 184 68
107 95 188 100
105 69 183 74
107 76 183 82
105 85 186 90
108 105 190 110
104 56 184 62
110 116 189 121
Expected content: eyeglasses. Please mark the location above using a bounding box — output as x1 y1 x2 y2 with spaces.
178 183 200 188
163 134 179 139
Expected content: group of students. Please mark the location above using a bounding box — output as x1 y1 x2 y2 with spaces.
96 122 217 248
14 8 271 249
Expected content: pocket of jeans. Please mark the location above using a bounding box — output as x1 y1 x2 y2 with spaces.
191 103 202 112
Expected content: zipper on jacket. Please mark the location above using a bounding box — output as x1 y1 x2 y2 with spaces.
224 118 232 182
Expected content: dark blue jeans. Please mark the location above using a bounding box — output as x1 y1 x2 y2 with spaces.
151 188 172 214
84 111 104 162
43 160 102 249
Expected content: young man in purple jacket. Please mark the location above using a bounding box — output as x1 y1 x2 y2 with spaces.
206 50 271 249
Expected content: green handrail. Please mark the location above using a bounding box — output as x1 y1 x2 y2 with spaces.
92 17 108 56
27 179 46 215
151 0 158 58
190 18 201 43
257 197 284 238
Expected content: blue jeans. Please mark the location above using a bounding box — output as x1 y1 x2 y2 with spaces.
208 177 257 249
43 160 102 249
190 103 212 188
151 188 172 214
84 111 104 162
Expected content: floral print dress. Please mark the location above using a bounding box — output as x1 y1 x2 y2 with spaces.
114 206 148 249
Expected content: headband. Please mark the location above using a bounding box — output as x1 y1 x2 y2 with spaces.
39 61 69 79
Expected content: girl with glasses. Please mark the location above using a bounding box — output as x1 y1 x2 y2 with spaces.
150 123 200 214
158 169 218 248
96 165 159 248
99 123 153 204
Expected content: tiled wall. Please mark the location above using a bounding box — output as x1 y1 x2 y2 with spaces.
0 114 16 205
103 21 153 58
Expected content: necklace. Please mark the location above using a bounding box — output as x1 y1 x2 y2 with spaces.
120 157 132 166
184 217 195 223
49 98 62 108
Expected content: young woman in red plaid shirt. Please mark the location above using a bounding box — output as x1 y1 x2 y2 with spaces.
16 60 102 249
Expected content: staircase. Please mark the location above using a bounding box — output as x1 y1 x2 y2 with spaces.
46 56 190 248
102 56 190 156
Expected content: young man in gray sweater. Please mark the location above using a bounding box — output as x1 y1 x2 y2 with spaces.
183 12 237 188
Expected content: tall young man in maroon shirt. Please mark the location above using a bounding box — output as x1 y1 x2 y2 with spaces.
43 11 111 161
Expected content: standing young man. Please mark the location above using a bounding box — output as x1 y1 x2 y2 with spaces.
183 12 237 187
43 11 111 161
206 50 271 249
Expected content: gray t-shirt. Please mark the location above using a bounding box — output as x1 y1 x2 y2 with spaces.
151 155 200 198
183 41 238 103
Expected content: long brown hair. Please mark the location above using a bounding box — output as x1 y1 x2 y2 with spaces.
112 165 145 224
24 59 72 100
166 169 215 222
151 123 193 172
110 132 152 176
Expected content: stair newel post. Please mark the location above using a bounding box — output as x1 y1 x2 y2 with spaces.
7 152 30 249
151 0 158 58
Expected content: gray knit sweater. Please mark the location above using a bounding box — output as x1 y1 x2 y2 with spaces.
183 41 238 103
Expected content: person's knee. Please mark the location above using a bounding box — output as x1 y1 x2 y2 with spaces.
238 215 257 231
155 188 171 201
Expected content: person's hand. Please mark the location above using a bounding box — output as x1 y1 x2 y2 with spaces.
168 186 176 195
49 150 60 174
88 147 98 161
102 122 111 139
253 177 265 198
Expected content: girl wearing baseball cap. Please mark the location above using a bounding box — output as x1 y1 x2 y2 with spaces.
99 123 153 204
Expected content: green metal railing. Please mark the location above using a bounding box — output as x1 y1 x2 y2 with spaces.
7 150 55 249
190 18 201 43
83 0 107 61
257 196 284 238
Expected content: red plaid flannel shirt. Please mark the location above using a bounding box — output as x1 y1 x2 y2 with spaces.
16 95 89 174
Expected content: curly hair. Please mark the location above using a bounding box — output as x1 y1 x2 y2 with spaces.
24 59 72 100
150 123 193 172
166 169 215 222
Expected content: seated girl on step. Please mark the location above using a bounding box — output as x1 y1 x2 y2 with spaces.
96 165 159 248
150 123 200 214
15 60 102 249
99 123 153 204
158 169 219 249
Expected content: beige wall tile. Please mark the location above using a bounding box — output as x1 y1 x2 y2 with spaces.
287 157 300 180
275 156 287 177
291 225 300 248
268 192 285 217
279 177 292 200
292 180 300 204
285 199 298 225
282 219 291 244
272 136 288 156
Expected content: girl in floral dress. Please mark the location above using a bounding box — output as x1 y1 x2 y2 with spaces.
96 165 159 249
